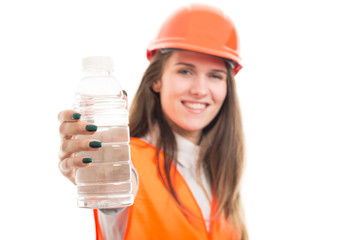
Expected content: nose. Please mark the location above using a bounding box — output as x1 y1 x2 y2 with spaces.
189 75 208 97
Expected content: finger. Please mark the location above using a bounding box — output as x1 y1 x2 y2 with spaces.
122 90 128 110
59 139 102 160
58 110 81 123
59 156 92 184
59 121 98 139
59 156 92 173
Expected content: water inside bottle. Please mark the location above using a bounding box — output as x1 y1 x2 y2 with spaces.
75 126 134 209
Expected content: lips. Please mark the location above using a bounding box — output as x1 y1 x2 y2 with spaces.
182 101 208 110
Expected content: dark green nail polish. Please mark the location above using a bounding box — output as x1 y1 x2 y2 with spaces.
122 89 127 97
86 125 97 132
82 158 92 164
72 113 81 120
89 141 102 148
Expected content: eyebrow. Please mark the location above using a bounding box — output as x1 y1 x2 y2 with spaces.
175 62 195 68
175 62 227 74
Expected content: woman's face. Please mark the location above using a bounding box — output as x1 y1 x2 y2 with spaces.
152 50 228 143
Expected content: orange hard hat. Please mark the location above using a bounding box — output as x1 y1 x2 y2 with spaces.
147 4 242 74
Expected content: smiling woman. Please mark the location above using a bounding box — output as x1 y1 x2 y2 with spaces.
152 50 228 143
58 3 247 240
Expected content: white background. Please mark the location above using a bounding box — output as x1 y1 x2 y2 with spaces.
0 0 359 239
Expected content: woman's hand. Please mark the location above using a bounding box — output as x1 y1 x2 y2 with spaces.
58 110 101 184
58 90 127 185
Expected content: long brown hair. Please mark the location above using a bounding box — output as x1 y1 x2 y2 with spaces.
129 51 248 239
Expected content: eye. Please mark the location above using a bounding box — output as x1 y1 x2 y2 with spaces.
210 73 225 80
178 69 192 75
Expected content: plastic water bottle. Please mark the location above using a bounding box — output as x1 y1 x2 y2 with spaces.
73 56 135 209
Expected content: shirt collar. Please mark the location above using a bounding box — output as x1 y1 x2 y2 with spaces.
174 133 200 169
141 131 200 169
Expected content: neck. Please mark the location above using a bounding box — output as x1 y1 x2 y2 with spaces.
166 121 201 145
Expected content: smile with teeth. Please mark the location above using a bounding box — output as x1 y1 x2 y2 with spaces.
182 101 208 110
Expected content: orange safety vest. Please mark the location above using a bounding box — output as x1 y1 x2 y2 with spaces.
94 137 239 240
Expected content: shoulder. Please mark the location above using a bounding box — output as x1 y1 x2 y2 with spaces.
129 137 159 167
130 137 156 153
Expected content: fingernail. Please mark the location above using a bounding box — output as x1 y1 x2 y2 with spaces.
122 89 127 97
82 158 92 164
72 113 81 120
89 141 102 148
86 125 97 132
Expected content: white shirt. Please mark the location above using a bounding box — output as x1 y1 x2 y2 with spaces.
173 133 212 231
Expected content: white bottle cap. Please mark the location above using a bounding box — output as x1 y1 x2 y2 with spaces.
82 56 114 71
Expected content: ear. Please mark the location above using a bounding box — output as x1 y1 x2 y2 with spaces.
152 80 162 93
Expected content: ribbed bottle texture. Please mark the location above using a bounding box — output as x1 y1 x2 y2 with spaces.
73 56 134 209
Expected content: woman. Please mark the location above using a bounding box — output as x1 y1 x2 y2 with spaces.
58 4 248 240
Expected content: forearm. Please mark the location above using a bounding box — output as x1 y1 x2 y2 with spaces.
96 165 138 240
